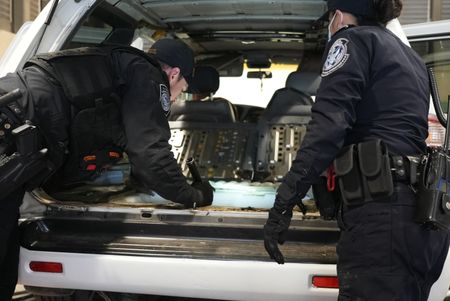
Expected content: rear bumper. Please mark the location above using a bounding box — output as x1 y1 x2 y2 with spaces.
19 247 339 301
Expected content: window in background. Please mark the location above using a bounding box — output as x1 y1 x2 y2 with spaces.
411 38 450 110
216 64 297 108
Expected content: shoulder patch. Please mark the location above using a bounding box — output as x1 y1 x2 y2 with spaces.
159 84 171 116
322 38 350 77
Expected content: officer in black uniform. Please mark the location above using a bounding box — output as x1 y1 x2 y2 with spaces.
0 38 214 300
263 0 450 300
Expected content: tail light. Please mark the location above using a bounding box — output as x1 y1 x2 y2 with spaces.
427 114 445 147
311 275 339 289
29 261 63 273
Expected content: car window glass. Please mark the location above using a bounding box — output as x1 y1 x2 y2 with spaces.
411 38 450 110
216 64 297 108
66 15 113 48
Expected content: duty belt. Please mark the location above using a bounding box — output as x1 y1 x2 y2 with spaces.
390 155 421 185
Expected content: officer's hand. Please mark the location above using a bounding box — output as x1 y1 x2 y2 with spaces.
263 204 293 264
191 181 215 207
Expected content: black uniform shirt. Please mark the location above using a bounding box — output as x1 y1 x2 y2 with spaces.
277 25 429 203
112 50 200 205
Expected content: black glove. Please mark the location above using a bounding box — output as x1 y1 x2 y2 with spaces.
190 180 215 208
263 202 293 264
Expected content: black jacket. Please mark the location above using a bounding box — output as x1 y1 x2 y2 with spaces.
276 25 429 204
112 48 201 205
0 46 200 206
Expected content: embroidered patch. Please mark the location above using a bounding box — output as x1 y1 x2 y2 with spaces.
159 84 171 116
322 38 350 77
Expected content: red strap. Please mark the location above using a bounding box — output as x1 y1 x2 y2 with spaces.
327 165 335 192
86 164 97 171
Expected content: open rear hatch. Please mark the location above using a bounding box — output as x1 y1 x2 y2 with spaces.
21 183 338 264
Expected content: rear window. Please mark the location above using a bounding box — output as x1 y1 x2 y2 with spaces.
216 64 297 108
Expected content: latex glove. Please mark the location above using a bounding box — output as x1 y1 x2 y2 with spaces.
190 180 215 208
263 202 293 264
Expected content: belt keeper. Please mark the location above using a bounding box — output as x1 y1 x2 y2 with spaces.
407 156 419 185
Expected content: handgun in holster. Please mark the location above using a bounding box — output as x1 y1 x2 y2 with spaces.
0 89 55 197
415 147 450 230
414 68 450 231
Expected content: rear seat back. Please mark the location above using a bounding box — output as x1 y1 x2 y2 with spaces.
169 121 256 180
169 99 237 122
285 71 321 98
254 71 320 181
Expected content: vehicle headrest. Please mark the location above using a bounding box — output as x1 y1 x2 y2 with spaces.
186 66 220 94
169 98 236 122
285 71 321 96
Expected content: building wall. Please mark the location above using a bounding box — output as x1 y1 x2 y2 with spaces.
1 0 48 32
443 0 450 19
0 0 12 32
0 0 48 58
399 0 431 24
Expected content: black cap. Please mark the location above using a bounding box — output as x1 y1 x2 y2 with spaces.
318 0 376 21
150 38 195 84
186 66 220 94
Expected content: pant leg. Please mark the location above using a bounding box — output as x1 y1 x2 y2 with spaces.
0 189 25 301
336 183 450 301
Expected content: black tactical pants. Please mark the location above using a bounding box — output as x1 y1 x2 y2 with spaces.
337 183 450 301
0 189 24 301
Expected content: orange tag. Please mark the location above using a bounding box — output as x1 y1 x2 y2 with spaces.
83 155 96 162
109 152 120 158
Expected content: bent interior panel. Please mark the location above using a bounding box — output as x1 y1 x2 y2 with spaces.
169 121 257 181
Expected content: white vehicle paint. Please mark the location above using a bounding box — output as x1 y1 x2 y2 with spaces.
1 1 449 300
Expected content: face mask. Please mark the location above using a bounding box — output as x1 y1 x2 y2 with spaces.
328 12 337 41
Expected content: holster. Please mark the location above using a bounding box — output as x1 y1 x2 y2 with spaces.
312 176 339 220
334 139 394 206
0 124 55 196
0 89 56 196
415 147 450 230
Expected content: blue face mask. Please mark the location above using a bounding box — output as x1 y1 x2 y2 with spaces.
328 12 337 41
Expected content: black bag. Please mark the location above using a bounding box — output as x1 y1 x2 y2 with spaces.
311 176 339 220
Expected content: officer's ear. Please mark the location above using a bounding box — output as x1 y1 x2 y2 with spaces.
167 67 182 83
334 10 345 28
336 9 358 29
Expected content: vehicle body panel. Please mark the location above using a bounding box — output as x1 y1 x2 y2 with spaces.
1 0 449 299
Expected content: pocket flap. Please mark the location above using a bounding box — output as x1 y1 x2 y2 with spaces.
358 139 386 177
334 144 354 176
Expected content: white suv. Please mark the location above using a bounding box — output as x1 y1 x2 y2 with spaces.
1 1 449 300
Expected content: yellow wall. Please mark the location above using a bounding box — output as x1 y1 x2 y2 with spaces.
0 29 15 60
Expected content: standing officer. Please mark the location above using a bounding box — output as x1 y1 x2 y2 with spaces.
263 0 450 300
0 38 214 300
